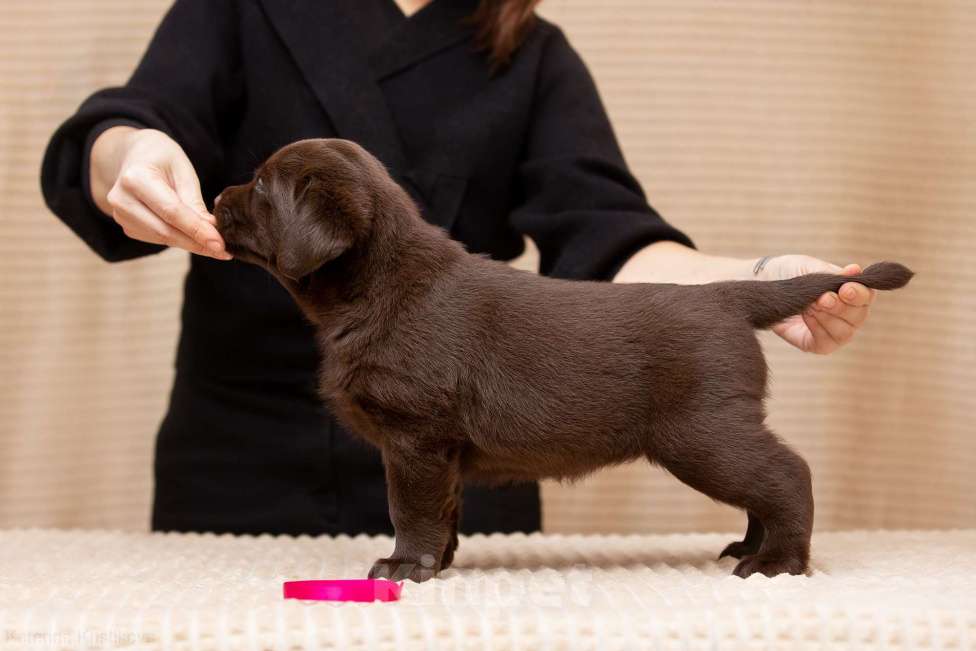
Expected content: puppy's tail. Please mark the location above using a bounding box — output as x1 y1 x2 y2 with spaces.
715 261 914 329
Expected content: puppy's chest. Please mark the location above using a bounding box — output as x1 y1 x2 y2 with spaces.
320 348 461 440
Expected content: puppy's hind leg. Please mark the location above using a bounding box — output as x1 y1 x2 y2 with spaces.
439 477 462 571
718 511 765 560
648 420 813 578
369 441 461 583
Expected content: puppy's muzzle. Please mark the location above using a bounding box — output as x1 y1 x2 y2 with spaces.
213 186 245 231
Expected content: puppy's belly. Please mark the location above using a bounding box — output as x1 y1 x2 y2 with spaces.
459 438 644 484
455 382 655 483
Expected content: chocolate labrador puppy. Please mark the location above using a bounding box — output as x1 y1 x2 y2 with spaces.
215 138 913 582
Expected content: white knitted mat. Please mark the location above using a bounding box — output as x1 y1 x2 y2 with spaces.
0 529 973 650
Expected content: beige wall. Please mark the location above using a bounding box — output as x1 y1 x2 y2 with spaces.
1 1 973 534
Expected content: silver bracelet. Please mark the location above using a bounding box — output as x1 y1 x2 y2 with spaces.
753 255 774 277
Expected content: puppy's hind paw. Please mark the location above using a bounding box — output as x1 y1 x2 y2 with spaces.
368 556 438 583
718 540 760 560
440 541 457 571
732 554 807 578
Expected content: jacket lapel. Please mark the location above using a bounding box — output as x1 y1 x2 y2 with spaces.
369 0 478 81
258 1 479 175
258 0 409 173
258 1 478 232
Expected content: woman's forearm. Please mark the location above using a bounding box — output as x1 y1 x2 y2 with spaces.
614 241 759 285
89 125 139 217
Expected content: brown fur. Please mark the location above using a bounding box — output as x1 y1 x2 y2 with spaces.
215 138 914 582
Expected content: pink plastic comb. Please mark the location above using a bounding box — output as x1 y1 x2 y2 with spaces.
282 579 403 602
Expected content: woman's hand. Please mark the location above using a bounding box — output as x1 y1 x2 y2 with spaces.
89 126 230 259
756 255 875 354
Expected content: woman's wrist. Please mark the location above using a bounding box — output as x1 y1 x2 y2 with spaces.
89 125 139 217
613 240 761 285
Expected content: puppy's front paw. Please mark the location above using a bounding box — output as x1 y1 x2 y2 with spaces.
368 556 439 583
732 554 807 578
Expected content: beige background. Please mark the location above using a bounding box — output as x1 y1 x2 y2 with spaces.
0 0 973 534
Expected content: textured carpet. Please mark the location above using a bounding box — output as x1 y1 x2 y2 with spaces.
1 529 973 650
3 0 975 537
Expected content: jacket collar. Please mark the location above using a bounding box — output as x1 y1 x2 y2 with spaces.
258 0 478 175
369 0 478 80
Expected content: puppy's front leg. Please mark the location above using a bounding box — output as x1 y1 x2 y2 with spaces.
368 441 460 583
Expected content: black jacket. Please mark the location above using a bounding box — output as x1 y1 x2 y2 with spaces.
41 0 693 536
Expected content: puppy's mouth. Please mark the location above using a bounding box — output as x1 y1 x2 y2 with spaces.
214 206 268 266
223 240 269 267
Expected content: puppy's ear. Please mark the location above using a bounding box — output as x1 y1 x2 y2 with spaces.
275 189 354 281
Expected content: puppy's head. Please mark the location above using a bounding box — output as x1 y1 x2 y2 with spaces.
215 138 382 281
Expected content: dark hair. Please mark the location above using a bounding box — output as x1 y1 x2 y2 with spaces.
470 0 543 71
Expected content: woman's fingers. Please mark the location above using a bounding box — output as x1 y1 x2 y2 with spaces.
171 159 219 227
768 258 878 354
807 302 857 348
838 281 875 308
836 263 876 307
111 194 213 257
832 302 871 327
770 315 813 351
802 309 842 354
117 165 227 257
807 262 874 328
814 289 871 327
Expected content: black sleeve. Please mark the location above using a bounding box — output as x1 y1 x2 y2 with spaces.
39 0 243 262
509 25 695 281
